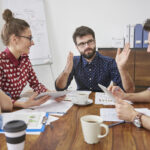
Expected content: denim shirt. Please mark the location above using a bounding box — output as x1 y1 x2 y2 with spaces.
56 51 123 92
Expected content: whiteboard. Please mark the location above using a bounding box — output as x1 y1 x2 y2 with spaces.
2 0 52 65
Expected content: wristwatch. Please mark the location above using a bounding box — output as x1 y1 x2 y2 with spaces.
133 113 144 128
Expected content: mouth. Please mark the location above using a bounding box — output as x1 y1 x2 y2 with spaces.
84 49 93 53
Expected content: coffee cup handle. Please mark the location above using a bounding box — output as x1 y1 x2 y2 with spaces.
97 123 109 138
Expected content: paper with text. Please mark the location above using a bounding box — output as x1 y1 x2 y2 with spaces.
100 108 150 122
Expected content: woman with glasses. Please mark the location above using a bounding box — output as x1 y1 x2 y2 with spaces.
0 9 62 109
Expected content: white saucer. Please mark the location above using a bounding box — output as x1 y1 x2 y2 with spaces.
72 99 93 106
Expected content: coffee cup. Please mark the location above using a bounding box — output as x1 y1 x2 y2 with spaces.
80 115 109 144
4 120 27 150
72 94 89 104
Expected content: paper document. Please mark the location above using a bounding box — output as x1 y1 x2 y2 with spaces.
0 112 48 133
98 84 116 102
95 92 115 105
35 91 71 100
30 100 73 115
13 99 73 116
100 108 150 122
46 115 59 125
95 92 132 105
65 90 91 101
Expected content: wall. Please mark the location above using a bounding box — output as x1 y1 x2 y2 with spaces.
44 0 150 79
0 0 150 91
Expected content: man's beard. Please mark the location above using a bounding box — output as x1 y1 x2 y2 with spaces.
81 47 96 59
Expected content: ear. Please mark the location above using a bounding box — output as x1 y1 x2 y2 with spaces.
9 34 18 45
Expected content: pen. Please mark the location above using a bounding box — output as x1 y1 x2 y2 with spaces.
49 123 54 129
42 116 48 124
109 121 125 128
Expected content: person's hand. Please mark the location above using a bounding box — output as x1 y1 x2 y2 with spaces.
46 90 66 102
55 95 66 102
111 86 126 99
64 52 73 74
107 81 116 91
23 92 50 108
115 43 131 70
115 98 138 122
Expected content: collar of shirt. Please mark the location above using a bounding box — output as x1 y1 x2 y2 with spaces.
4 48 27 67
82 51 99 67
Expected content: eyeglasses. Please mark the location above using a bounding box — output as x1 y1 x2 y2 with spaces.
77 39 95 48
17 35 33 42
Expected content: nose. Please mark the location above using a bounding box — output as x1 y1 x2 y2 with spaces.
31 40 34 46
84 42 90 48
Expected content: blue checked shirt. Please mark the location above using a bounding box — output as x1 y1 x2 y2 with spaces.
56 51 123 92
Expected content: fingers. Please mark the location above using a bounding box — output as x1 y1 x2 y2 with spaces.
35 95 50 106
111 86 120 93
30 92 38 99
55 95 66 102
116 48 121 56
115 98 124 104
124 43 130 53
67 52 73 61
107 84 113 92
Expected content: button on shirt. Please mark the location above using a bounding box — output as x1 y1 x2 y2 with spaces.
56 51 123 92
0 48 47 100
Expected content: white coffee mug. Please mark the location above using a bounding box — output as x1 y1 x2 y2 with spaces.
72 94 89 104
80 115 109 144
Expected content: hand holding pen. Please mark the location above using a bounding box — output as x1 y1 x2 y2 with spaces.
109 121 126 128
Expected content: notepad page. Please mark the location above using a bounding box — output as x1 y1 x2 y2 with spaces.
95 92 133 105
100 108 150 122
95 92 114 105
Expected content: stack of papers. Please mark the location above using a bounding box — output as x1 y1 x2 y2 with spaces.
100 108 150 122
17 98 73 116
30 100 73 116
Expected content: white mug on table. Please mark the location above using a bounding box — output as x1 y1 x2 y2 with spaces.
80 115 109 144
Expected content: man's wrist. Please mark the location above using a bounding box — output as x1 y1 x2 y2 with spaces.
131 111 139 122
117 66 127 72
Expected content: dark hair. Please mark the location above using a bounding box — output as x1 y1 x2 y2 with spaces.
72 26 95 45
1 9 30 46
143 19 150 32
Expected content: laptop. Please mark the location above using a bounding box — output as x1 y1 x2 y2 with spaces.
98 84 116 102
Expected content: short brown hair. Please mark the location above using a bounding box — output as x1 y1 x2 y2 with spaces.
72 26 95 45
143 19 150 32
1 9 30 46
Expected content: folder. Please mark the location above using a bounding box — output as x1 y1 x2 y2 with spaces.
134 24 143 48
143 30 149 48
124 24 130 45
130 25 134 48
0 112 48 133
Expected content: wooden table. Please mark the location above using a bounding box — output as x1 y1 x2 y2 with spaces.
1 92 150 150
